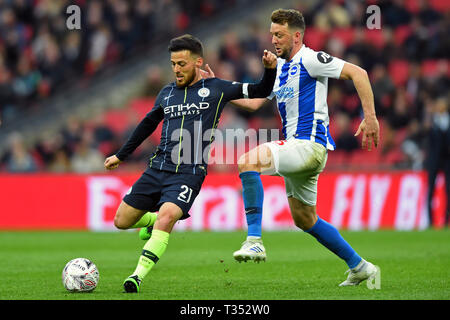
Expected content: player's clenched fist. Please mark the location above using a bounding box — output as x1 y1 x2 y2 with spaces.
104 155 122 170
262 50 277 69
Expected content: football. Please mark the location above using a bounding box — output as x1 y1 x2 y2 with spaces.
62 258 99 292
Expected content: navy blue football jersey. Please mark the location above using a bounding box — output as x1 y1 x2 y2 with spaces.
116 69 276 176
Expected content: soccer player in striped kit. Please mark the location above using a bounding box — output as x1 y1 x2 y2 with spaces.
104 34 277 292
228 9 381 286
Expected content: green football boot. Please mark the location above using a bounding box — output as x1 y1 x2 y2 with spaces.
123 275 141 293
139 226 153 240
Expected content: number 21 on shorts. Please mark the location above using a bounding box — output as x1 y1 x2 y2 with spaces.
177 185 193 203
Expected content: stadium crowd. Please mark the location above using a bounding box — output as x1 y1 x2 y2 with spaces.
0 0 244 122
0 0 449 175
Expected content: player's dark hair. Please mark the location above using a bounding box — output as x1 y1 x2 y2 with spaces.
271 9 305 34
168 34 203 57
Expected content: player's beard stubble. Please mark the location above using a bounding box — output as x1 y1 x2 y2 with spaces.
278 45 293 61
176 68 197 88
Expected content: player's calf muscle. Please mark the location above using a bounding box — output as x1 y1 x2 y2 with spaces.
289 197 317 230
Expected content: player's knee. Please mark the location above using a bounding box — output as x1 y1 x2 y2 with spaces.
113 211 129 230
156 209 181 230
114 218 127 230
238 153 260 173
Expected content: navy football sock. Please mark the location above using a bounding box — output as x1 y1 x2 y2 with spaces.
305 217 362 269
239 171 264 238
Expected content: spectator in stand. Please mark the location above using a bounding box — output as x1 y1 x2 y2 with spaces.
371 64 395 117
0 0 243 118
386 87 412 130
0 0 449 174
70 130 104 173
141 65 164 97
2 131 37 173
48 148 71 173
334 112 359 153
381 0 412 28
424 97 450 228
60 116 84 157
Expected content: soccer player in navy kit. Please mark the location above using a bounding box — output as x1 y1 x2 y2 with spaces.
104 34 277 293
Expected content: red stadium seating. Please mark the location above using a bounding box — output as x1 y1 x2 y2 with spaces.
364 29 385 49
303 27 328 51
330 28 355 47
388 59 410 86
394 25 412 45
430 0 450 11
104 110 130 135
421 59 450 78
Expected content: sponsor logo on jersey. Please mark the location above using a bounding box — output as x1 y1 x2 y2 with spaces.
164 102 210 117
274 86 295 100
317 51 333 64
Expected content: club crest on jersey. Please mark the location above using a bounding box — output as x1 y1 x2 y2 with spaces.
290 64 299 76
198 87 210 98
317 51 333 64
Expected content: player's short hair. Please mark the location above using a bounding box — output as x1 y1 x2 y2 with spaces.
271 9 305 34
168 34 204 57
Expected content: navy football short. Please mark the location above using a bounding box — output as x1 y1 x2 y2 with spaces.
123 167 205 220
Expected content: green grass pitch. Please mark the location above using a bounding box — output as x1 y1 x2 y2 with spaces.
0 230 449 300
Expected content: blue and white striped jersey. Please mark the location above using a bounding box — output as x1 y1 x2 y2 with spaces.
268 45 345 150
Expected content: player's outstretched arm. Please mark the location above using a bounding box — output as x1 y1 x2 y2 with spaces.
340 62 380 151
106 109 163 169
201 65 267 111
230 98 268 112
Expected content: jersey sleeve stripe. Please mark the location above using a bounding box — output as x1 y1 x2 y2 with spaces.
175 115 185 173
242 83 249 98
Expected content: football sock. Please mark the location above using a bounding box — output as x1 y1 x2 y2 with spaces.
133 229 169 280
239 171 263 238
130 212 158 229
305 217 362 269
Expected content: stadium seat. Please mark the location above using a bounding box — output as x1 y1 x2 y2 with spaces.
383 148 406 165
303 27 328 51
351 118 362 134
104 110 130 135
330 28 355 47
394 25 412 45
343 94 360 113
404 0 420 13
98 141 115 156
388 60 410 86
327 150 348 167
421 59 449 78
430 0 450 11
130 98 155 118
364 29 385 49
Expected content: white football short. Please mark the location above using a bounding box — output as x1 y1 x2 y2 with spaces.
262 138 328 206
